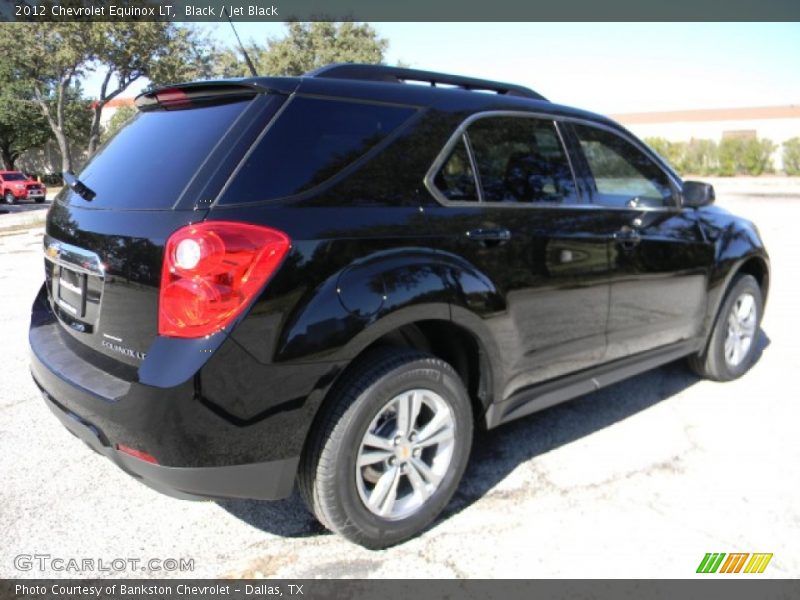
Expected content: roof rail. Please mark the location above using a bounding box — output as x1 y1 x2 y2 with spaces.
307 63 547 101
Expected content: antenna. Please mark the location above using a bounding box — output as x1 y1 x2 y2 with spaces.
227 17 258 77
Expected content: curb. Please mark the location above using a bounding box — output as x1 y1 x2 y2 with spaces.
0 210 47 235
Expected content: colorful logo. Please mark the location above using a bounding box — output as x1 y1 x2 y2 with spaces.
697 553 773 574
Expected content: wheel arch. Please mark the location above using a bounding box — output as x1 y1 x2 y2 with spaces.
700 252 770 355
298 310 500 469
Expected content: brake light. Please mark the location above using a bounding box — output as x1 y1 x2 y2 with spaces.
159 222 291 338
154 88 191 109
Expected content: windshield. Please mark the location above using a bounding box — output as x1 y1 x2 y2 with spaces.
2 173 26 181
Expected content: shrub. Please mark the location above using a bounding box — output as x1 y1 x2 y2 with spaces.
644 137 682 172
717 137 775 176
783 137 800 176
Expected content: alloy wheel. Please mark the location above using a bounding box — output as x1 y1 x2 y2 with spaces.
724 292 757 367
355 388 456 521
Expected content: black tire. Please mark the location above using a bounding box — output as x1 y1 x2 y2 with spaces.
298 347 473 549
35 196 45 204
4 191 15 205
688 274 763 381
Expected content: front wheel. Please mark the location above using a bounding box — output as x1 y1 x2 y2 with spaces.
4 191 15 205
299 348 473 548
688 274 763 381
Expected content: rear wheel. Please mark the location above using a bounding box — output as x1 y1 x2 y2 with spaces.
299 348 473 548
4 191 15 205
35 196 45 204
688 274 763 381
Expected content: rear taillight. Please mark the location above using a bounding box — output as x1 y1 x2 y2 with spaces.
158 221 290 338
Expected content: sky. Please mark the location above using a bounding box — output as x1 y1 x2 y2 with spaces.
100 22 800 114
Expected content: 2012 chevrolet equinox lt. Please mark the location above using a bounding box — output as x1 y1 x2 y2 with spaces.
29 64 770 548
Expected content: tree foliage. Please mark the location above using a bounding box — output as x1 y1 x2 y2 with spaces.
0 25 93 172
0 79 52 170
213 21 388 78
782 137 800 176
717 137 775 176
0 23 92 172
644 136 781 176
0 20 212 170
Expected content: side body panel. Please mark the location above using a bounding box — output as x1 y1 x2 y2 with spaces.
597 208 715 361
423 205 610 401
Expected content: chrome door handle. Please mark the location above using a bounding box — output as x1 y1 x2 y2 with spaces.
466 228 512 242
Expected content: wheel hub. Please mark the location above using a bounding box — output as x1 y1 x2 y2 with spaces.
355 388 456 521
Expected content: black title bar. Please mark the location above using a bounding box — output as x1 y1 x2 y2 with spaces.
2 0 800 22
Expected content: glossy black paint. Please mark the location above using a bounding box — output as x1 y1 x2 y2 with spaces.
29 70 770 500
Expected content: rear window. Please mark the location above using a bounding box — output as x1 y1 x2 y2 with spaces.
70 100 250 209
219 96 416 204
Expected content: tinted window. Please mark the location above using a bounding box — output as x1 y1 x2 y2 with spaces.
573 124 674 208
2 173 26 181
432 136 478 201
73 101 249 209
467 117 577 204
221 97 416 204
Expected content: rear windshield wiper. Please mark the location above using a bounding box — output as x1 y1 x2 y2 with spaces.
63 171 96 202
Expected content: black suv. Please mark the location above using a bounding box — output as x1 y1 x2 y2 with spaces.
29 64 770 548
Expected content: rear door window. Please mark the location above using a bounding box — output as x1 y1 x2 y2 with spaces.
72 100 252 209
219 97 416 204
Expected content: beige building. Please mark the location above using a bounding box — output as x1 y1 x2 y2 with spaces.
612 105 800 171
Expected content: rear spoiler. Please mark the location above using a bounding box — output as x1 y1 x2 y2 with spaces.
135 79 299 111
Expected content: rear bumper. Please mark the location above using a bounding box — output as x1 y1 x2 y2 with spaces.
38 383 298 501
28 284 318 501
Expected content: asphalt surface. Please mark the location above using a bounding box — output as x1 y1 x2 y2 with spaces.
0 200 52 215
1 181 798 578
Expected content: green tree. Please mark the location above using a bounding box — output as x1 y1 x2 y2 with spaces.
0 80 52 170
0 23 92 172
681 138 718 176
718 137 775 176
213 21 388 78
644 137 684 173
783 137 800 176
0 20 212 171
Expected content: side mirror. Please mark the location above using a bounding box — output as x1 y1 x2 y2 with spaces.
682 181 715 208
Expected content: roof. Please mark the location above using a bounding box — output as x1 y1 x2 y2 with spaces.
135 64 620 131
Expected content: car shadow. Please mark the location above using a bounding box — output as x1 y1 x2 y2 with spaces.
217 331 770 540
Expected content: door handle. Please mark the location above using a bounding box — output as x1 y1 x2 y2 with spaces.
612 226 641 249
466 228 512 243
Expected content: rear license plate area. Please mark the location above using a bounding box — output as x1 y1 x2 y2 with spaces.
56 266 86 318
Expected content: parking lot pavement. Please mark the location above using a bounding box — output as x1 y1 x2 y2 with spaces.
0 200 51 215
1 184 798 579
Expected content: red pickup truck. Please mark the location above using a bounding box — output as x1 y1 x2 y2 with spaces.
1 171 47 204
